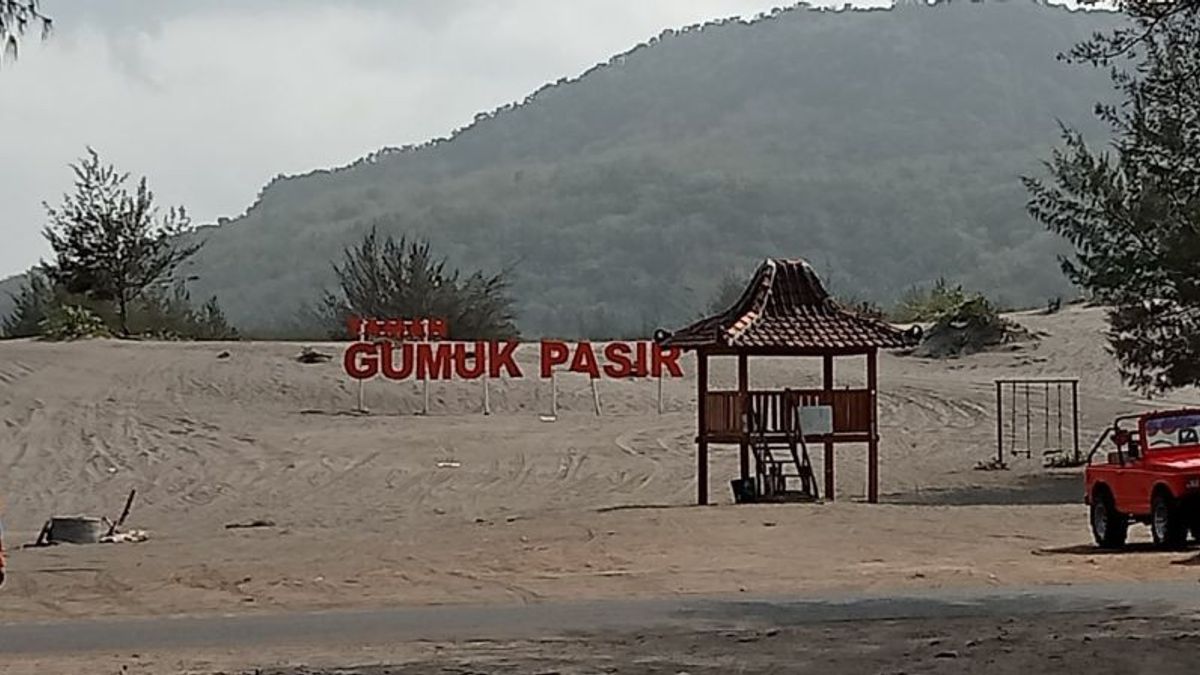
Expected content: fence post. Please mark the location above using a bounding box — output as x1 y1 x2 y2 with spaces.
1071 380 1080 463
1010 382 1016 457
1024 383 1031 458
995 380 1003 465
1044 382 1050 448
1057 382 1064 451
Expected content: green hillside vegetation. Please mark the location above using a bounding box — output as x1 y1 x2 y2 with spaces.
11 2 1125 338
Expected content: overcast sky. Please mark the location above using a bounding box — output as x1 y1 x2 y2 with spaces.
2 0 900 279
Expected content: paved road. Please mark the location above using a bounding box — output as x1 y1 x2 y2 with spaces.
0 582 1193 655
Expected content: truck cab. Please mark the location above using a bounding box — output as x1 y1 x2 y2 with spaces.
1086 409 1200 549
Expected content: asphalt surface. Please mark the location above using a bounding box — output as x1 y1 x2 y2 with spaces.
0 582 1195 655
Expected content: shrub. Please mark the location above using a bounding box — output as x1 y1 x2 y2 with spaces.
912 296 1025 358
2 274 239 341
128 285 239 340
38 305 110 341
891 278 972 323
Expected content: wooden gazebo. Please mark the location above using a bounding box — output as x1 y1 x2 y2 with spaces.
658 258 918 505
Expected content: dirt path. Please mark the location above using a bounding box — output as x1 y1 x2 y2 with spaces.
5 582 1200 674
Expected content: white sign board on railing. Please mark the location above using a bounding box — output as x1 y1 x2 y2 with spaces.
800 405 833 436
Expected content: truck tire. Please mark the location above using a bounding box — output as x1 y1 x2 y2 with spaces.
1152 490 1189 549
1091 489 1128 549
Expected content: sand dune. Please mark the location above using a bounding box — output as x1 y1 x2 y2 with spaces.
1 305 1197 624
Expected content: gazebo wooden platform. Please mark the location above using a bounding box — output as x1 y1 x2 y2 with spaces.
657 258 919 505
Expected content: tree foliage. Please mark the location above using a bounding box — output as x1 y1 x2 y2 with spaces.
1 266 53 337
1 271 237 341
0 0 50 62
128 283 238 340
2 149 236 341
38 305 109 341
43 149 201 336
1024 0 1200 393
912 295 1015 358
320 227 518 340
891 278 975 323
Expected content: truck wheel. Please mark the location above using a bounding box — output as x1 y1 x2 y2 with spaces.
1151 491 1189 549
1091 491 1128 549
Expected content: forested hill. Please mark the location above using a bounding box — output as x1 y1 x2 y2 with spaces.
180 2 1120 336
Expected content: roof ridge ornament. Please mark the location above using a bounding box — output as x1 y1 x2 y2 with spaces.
725 259 776 345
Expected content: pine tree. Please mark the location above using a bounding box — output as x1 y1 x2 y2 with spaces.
196 296 238 340
1024 0 1200 393
321 227 518 340
43 149 201 336
0 1 50 62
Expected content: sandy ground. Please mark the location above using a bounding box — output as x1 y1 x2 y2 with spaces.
24 612 1200 675
2 304 1200 672
8 587 1200 674
194 612 1200 675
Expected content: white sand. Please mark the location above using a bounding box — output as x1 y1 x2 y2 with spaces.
1 304 1197 626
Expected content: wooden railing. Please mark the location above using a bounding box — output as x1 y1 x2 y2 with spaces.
703 389 873 440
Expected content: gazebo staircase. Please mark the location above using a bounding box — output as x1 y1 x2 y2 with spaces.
745 390 819 502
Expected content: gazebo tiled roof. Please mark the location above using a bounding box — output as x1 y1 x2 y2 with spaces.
660 258 918 352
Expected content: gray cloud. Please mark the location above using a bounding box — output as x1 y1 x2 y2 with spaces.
1 0 879 277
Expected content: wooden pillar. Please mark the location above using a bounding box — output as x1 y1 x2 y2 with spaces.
697 350 710 506
822 354 835 501
738 353 749 482
867 348 879 504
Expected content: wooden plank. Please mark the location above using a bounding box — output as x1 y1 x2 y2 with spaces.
824 354 835 501
867 348 879 504
702 431 874 445
697 351 709 506
738 354 749 482
702 388 873 436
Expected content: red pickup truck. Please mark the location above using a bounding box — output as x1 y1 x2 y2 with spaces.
1086 409 1200 549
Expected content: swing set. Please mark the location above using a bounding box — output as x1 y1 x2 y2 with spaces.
994 378 1081 466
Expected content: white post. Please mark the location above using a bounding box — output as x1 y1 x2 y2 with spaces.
423 378 430 416
591 377 602 416
483 373 492 416
657 372 664 415
356 323 368 413
551 371 558 417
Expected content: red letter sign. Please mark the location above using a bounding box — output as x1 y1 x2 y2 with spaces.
344 342 379 380
540 340 570 378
